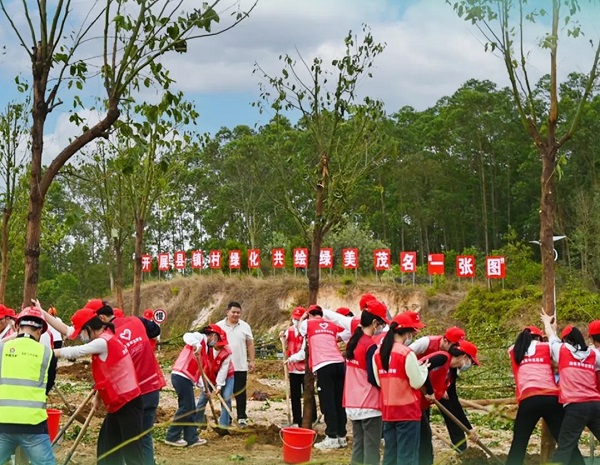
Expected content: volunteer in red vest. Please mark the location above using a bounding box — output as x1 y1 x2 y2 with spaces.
410 325 475 452
419 340 480 465
143 309 159 351
335 307 354 343
373 311 429 465
0 305 16 340
193 324 235 428
321 293 378 343
506 325 584 465
298 304 347 450
54 308 144 465
281 306 316 427
93 301 165 465
343 299 388 465
589 320 600 391
541 313 600 465
164 330 206 447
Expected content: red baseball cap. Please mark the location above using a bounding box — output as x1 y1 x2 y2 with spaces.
365 300 390 324
458 340 480 365
307 304 322 314
392 311 425 330
0 304 8 319
85 299 105 312
113 308 125 318
560 325 575 340
444 326 466 344
70 308 98 340
589 320 600 337
291 306 306 320
5 308 16 320
525 326 544 338
143 309 154 320
336 307 352 317
359 293 377 310
203 324 228 346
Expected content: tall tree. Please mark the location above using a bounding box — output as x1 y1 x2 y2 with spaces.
0 0 256 304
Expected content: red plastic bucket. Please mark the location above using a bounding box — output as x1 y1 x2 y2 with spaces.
46 409 62 442
280 427 316 464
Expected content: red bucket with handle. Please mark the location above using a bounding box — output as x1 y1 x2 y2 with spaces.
280 427 316 464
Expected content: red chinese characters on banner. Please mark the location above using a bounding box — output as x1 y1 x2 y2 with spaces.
373 249 391 271
272 248 286 269
174 251 186 270
486 256 506 279
141 254 152 273
319 248 333 268
428 254 445 275
229 250 241 269
208 250 222 269
400 252 417 273
342 248 358 270
293 248 308 269
157 253 170 271
191 250 203 269
248 249 260 269
456 255 475 278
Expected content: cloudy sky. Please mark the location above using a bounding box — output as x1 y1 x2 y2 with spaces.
1 0 599 159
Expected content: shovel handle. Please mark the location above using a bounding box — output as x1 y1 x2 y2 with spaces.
203 374 235 419
196 354 219 420
63 399 97 465
52 388 96 446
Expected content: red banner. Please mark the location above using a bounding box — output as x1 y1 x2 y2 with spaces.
141 254 152 273
319 248 333 268
486 256 506 279
191 250 203 269
342 248 358 270
229 250 241 269
456 255 475 278
400 251 417 273
208 250 222 269
272 248 286 269
293 248 308 269
174 251 186 270
373 249 391 271
428 253 445 275
248 249 260 269
157 253 170 271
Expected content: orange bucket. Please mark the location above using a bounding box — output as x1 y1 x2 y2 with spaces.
280 427 316 464
46 408 62 441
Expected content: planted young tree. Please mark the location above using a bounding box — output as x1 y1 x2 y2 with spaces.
0 0 256 304
0 98 29 302
255 27 388 427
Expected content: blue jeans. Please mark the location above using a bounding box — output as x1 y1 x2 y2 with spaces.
382 420 421 465
141 390 160 465
166 374 198 445
0 433 55 465
197 376 234 427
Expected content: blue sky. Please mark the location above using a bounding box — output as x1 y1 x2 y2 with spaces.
0 0 599 159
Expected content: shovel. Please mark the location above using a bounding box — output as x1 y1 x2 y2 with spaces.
196 354 230 436
54 385 87 423
280 336 292 425
52 388 96 446
203 375 251 435
63 394 97 465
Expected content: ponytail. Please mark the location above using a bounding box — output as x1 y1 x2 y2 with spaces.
564 327 587 352
84 316 115 335
379 322 398 371
513 328 533 365
346 327 364 360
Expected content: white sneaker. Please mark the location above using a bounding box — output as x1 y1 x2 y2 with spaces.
314 436 340 450
338 437 348 448
238 418 248 428
164 439 187 447
188 438 207 447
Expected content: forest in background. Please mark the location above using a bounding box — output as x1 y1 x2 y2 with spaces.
2 72 600 315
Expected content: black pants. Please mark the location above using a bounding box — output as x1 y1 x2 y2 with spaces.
439 381 471 452
552 401 600 465
506 395 584 465
419 408 433 465
98 395 144 465
316 362 346 438
289 372 317 426
233 371 248 420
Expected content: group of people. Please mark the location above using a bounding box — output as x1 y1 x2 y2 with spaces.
2 294 600 465
281 294 480 465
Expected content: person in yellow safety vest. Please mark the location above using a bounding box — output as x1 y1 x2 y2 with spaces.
0 307 57 465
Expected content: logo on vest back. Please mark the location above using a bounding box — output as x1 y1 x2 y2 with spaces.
319 322 329 330
120 329 132 341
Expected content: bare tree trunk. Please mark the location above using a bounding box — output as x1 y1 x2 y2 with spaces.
115 237 124 309
0 208 11 302
131 217 144 315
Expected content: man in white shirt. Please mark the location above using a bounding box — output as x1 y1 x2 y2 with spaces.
216 301 255 427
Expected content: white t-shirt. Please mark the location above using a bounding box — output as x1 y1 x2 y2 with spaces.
216 318 253 372
48 317 63 343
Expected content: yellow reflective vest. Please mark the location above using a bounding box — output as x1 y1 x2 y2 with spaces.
0 336 51 424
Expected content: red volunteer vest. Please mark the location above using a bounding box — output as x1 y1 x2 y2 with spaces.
419 351 451 410
203 345 234 385
417 335 442 359
350 317 361 335
172 345 201 383
92 331 141 413
306 319 344 370
343 334 381 411
286 327 305 374
509 342 558 402
558 345 600 404
113 316 166 395
374 342 421 421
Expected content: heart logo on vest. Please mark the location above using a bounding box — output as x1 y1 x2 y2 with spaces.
120 329 132 341
319 322 329 330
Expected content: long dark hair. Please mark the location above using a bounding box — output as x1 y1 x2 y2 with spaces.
563 327 587 352
84 316 115 335
379 322 414 371
346 311 383 360
513 328 540 365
